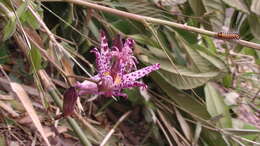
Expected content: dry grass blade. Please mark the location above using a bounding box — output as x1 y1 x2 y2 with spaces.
175 107 193 142
192 122 202 146
74 113 102 139
0 77 40 97
156 114 174 146
0 100 19 117
10 82 50 146
157 109 190 146
100 111 131 146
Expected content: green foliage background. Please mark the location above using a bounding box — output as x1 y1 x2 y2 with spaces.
0 0 259 145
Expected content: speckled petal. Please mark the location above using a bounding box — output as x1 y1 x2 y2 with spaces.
90 48 102 72
124 38 135 49
122 63 160 82
100 31 109 53
91 32 112 74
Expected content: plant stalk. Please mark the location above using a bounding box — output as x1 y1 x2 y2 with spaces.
41 0 260 50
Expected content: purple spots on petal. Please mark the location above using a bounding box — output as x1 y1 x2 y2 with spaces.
122 64 160 82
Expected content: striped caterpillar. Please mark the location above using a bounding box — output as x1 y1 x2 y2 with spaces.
215 32 240 40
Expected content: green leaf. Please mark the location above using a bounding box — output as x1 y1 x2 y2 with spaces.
105 0 167 19
174 27 198 44
29 47 42 71
202 36 217 54
3 15 16 41
205 82 232 128
16 1 29 18
20 10 40 29
160 67 220 89
0 43 10 64
112 19 146 34
200 128 228 146
112 20 138 34
223 74 233 88
188 0 205 16
192 44 228 71
88 20 100 40
125 88 144 105
222 0 249 14
139 54 222 89
163 30 186 65
177 36 221 72
201 0 225 31
20 2 41 29
0 133 5 146
251 0 260 16
150 72 227 146
240 47 257 57
151 71 210 119
130 34 160 48
248 14 260 40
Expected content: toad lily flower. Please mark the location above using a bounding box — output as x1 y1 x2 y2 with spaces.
75 63 160 97
75 31 160 97
61 31 159 117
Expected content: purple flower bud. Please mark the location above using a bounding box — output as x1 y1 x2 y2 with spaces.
62 87 78 117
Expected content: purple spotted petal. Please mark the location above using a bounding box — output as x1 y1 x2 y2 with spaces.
120 81 147 89
122 63 160 83
91 48 109 74
109 38 138 74
121 39 138 71
91 32 113 74
100 31 109 53
90 48 103 72
124 38 135 49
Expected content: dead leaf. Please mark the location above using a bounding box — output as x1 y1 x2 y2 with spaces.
44 126 68 137
10 82 50 146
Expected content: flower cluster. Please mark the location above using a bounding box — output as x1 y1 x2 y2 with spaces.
75 31 160 98
61 31 160 118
